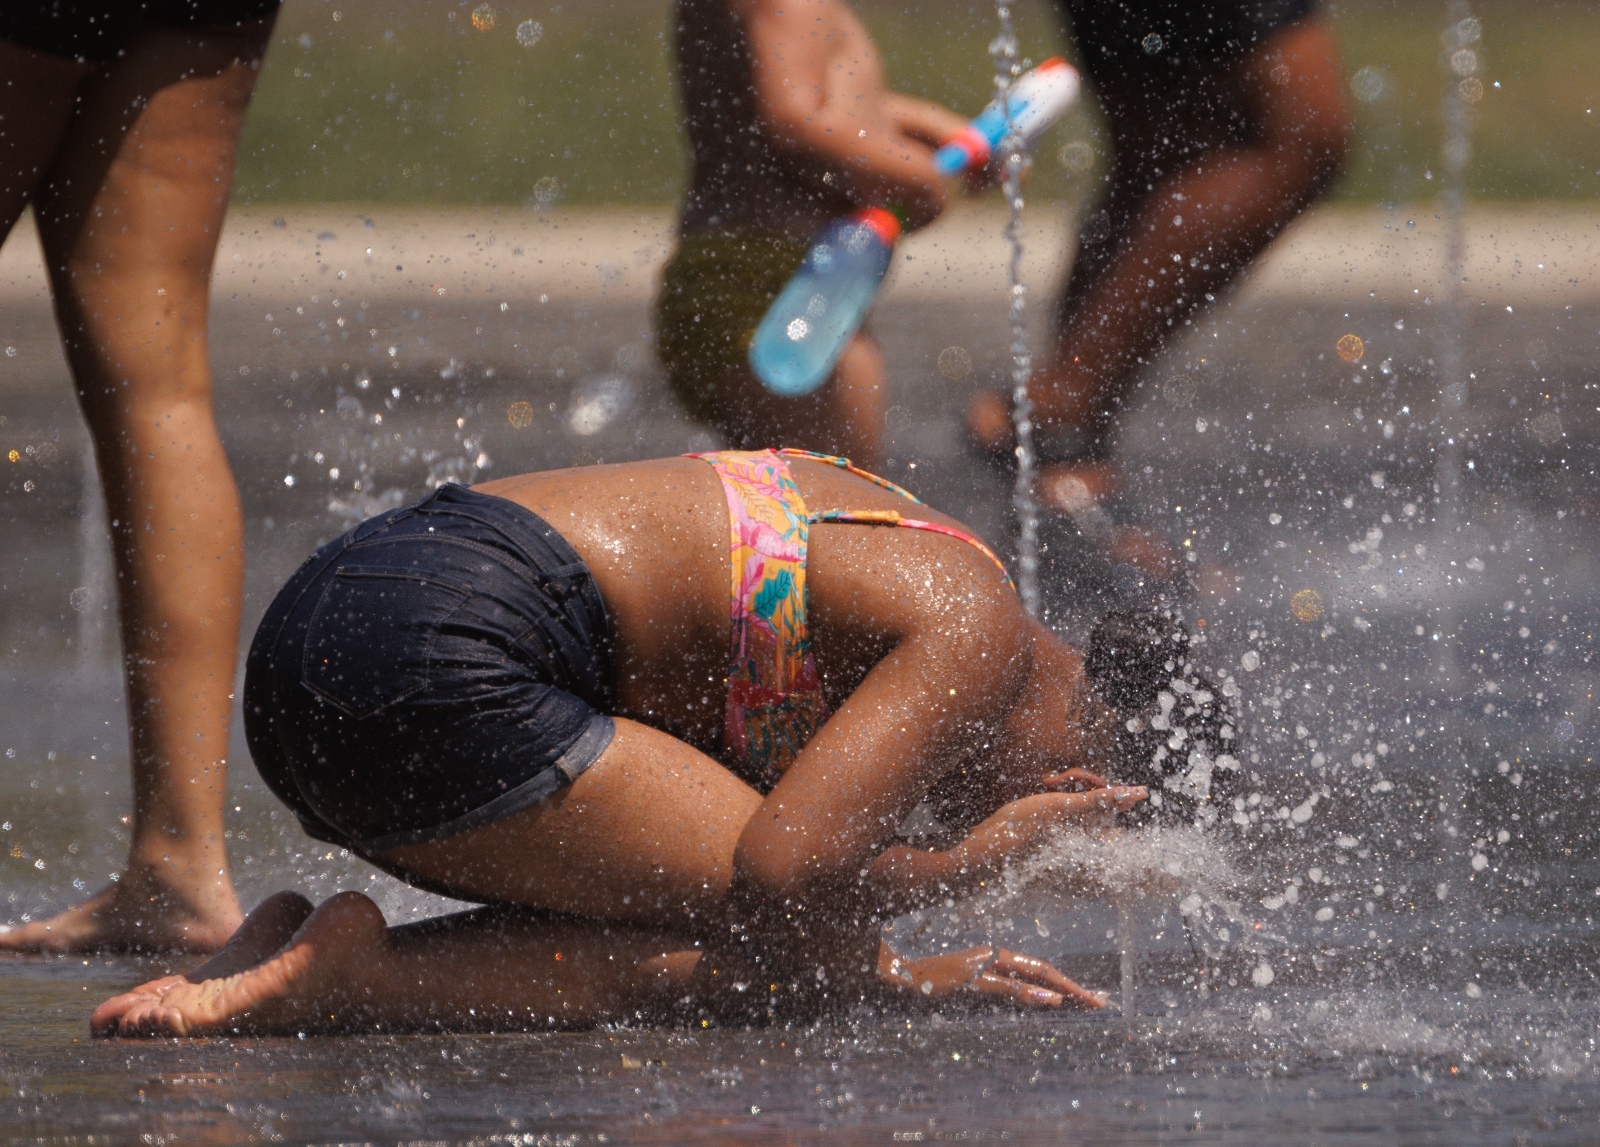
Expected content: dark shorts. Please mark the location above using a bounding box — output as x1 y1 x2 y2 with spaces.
1061 0 1316 88
243 484 617 855
0 1 282 62
655 227 810 425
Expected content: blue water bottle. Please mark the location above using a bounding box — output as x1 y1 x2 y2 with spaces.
932 56 1081 176
748 207 902 398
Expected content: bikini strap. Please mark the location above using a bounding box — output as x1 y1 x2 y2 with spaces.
775 448 924 504
806 508 1014 589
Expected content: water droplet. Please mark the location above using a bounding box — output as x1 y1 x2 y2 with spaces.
1458 76 1484 104
507 401 535 429
1465 982 1483 999
531 176 561 209
516 18 543 47
69 587 91 612
1141 32 1163 54
1555 719 1576 742
21 480 34 493
785 318 811 342
937 346 972 380
1529 412 1563 446
1240 650 1261 672
567 376 635 437
1163 375 1196 407
1290 589 1324 623
1057 140 1094 174
1314 906 1335 922
470 4 496 32
1336 333 1365 363
1350 66 1386 103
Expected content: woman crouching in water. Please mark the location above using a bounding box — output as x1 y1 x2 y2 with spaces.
93 449 1230 1037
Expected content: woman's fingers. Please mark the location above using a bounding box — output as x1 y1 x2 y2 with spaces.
1042 768 1110 792
973 970 1062 1007
1056 785 1148 821
986 948 1108 1009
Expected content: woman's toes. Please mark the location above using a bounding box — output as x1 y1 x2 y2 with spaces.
90 976 186 1037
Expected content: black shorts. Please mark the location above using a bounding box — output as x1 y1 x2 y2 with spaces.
243 485 617 855
1061 0 1317 88
0 1 282 62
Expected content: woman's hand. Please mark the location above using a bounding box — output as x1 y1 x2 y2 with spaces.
951 785 1147 876
1042 768 1111 792
878 941 1106 1009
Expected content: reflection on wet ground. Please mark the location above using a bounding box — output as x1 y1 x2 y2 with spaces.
4 961 1598 1144
3 206 1600 1142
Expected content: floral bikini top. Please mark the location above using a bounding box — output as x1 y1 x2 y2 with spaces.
687 447 1012 792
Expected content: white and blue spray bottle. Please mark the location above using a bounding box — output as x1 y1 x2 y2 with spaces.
932 56 1081 176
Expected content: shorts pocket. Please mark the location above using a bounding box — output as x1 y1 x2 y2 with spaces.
301 566 471 718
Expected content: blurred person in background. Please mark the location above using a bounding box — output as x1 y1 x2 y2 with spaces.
656 0 974 468
0 1 283 953
966 1 1350 582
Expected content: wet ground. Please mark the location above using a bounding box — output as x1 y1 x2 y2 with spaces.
3 204 1600 1143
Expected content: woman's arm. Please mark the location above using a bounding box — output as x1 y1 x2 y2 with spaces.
865 783 1146 915
735 0 950 227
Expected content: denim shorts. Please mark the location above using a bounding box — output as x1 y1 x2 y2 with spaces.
243 485 616 854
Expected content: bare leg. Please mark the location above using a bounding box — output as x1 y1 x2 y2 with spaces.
0 20 275 953
378 717 763 931
707 332 887 467
969 20 1350 512
92 891 704 1036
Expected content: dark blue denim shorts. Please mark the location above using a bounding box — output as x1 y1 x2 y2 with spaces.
243 485 616 854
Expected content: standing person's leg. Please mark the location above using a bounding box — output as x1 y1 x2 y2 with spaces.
0 19 276 953
718 333 886 466
969 18 1350 514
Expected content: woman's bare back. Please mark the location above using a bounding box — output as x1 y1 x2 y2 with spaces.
477 456 1017 754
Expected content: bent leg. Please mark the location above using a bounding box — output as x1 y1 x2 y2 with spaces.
0 20 274 954
92 891 703 1037
378 717 764 932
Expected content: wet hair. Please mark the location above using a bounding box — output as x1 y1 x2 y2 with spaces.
1086 610 1241 826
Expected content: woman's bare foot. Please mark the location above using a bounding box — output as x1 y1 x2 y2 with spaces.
91 891 385 1038
0 862 243 955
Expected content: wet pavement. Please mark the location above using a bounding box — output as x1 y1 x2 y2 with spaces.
3 204 1600 1143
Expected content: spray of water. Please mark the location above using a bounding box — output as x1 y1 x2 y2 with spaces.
1431 1 1479 868
988 4 1040 618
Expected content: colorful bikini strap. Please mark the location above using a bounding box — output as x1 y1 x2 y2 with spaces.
806 508 1014 588
774 448 924 504
773 448 1011 588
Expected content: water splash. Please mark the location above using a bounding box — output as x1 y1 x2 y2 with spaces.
989 3 1040 617
74 446 113 674
1431 1 1480 869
